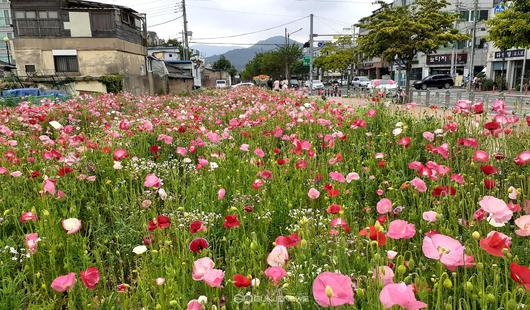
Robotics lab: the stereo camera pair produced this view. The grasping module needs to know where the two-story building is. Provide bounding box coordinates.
[10,0,148,94]
[1,0,14,64]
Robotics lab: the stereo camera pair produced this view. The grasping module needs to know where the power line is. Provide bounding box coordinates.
[189,41,290,46]
[192,16,308,40]
[187,5,300,17]
[148,16,183,27]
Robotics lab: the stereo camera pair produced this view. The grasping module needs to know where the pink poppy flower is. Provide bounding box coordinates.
[514,151,530,166]
[267,245,289,267]
[176,147,188,156]
[422,211,439,223]
[144,174,161,188]
[308,188,320,200]
[0,167,7,174]
[386,220,416,240]
[472,150,489,162]
[157,134,173,145]
[203,269,224,288]
[62,218,82,234]
[451,173,464,185]
[410,178,427,193]
[19,211,38,223]
[346,172,360,183]
[422,233,474,270]
[24,233,40,254]
[51,272,76,293]
[373,266,394,286]
[515,215,530,237]
[387,250,398,260]
[479,196,513,227]
[264,266,287,285]
[398,136,411,148]
[113,148,128,161]
[254,147,265,158]
[192,257,215,281]
[239,144,249,152]
[189,220,206,234]
[80,267,100,290]
[377,198,393,214]
[329,171,346,183]
[312,272,355,307]
[43,179,56,196]
[379,282,427,309]
[217,188,225,200]
[422,131,435,142]
[275,233,300,248]
[187,300,204,310]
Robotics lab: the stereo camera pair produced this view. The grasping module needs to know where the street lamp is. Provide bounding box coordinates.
[287,27,303,45]
[3,36,11,65]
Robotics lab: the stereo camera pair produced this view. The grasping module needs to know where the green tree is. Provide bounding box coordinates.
[487,0,530,50]
[314,36,359,84]
[356,0,467,99]
[276,44,303,81]
[212,56,237,77]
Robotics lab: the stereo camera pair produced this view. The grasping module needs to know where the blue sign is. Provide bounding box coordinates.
[493,5,505,14]
[317,41,324,48]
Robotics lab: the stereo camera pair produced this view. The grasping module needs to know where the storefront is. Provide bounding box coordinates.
[426,53,467,76]
[488,49,528,90]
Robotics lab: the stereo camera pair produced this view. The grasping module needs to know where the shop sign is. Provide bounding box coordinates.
[494,49,525,59]
[427,54,467,65]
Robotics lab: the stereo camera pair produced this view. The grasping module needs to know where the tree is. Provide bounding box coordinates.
[241,45,304,81]
[314,36,359,84]
[212,56,237,77]
[276,44,303,81]
[487,0,530,50]
[356,0,467,99]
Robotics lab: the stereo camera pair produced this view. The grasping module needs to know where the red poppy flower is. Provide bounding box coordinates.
[148,215,171,231]
[484,121,501,131]
[189,220,206,234]
[80,267,100,290]
[58,166,74,177]
[327,189,340,197]
[431,186,456,197]
[479,231,511,257]
[149,145,161,154]
[224,215,240,228]
[116,283,129,293]
[326,204,342,214]
[275,233,300,248]
[480,165,497,175]
[472,102,484,114]
[233,274,251,287]
[360,226,386,246]
[510,263,530,290]
[484,179,496,189]
[377,160,386,168]
[244,205,254,213]
[31,170,41,178]
[143,235,154,245]
[252,179,265,190]
[526,116,530,127]
[397,137,411,148]
[277,159,287,165]
[295,159,307,169]
[189,238,209,253]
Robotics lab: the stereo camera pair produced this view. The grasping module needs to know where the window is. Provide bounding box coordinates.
[90,12,113,32]
[456,40,466,49]
[470,10,489,21]
[459,10,469,21]
[25,65,36,74]
[0,10,10,26]
[38,11,59,19]
[54,56,79,73]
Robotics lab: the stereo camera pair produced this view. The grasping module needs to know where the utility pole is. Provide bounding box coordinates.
[450,0,459,77]
[285,28,289,81]
[182,0,190,61]
[467,0,478,92]
[521,49,527,93]
[309,14,314,93]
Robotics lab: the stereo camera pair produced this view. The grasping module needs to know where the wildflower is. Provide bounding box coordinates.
[264,266,287,285]
[223,215,240,228]
[379,282,427,309]
[133,245,148,255]
[377,198,393,214]
[189,238,209,253]
[189,221,206,234]
[515,215,530,236]
[386,220,416,240]
[62,218,82,234]
[144,174,161,188]
[80,267,100,290]
[233,274,251,287]
[51,272,76,293]
[510,263,530,290]
[312,272,354,307]
[267,245,288,267]
[422,232,474,270]
[479,231,511,257]
[308,188,320,200]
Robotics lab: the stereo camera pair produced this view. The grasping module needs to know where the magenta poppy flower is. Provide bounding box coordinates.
[472,150,489,162]
[264,266,287,285]
[113,148,128,161]
[514,150,530,166]
[386,220,416,240]
[312,272,354,307]
[377,198,393,214]
[329,171,346,183]
[379,282,427,309]
[144,174,161,188]
[217,188,226,200]
[80,267,100,290]
[422,233,474,270]
[51,272,76,293]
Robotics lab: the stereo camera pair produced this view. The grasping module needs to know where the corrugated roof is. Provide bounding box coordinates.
[66,0,139,14]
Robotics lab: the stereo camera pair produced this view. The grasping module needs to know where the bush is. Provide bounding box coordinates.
[481,78,494,91]
[99,75,123,93]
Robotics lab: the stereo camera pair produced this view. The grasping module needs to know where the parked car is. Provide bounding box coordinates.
[216,80,228,89]
[368,79,399,93]
[413,74,454,90]
[231,82,254,89]
[304,80,325,90]
[352,76,371,88]
[289,79,299,88]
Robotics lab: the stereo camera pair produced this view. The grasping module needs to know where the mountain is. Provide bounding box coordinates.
[204,36,300,71]
[191,44,243,58]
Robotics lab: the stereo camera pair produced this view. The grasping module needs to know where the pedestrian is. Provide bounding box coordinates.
[273,80,280,91]
[267,78,273,90]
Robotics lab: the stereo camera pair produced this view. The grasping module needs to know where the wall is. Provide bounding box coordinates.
[168,78,193,94]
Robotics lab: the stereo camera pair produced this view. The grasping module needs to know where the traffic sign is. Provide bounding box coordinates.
[303,56,310,67]
[317,41,324,48]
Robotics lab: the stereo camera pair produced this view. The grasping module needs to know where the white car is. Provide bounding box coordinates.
[231,82,254,89]
[304,80,325,90]
[216,80,228,89]
[368,79,398,92]
[352,76,371,88]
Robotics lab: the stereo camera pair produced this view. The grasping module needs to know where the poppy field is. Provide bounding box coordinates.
[0,88,529,309]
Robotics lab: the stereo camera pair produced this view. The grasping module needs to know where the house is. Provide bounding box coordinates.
[1,0,14,64]
[10,0,148,95]
[148,46,181,62]
[147,31,162,47]
[165,60,194,94]
[201,67,231,88]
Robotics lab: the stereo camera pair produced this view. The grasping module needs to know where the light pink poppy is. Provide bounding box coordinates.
[113,148,128,161]
[308,188,320,200]
[377,198,393,214]
[144,174,161,188]
[264,266,287,285]
[187,300,204,310]
[387,220,416,240]
[514,151,530,166]
[43,179,56,196]
[346,172,360,183]
[451,173,465,185]
[422,211,439,223]
[254,147,265,158]
[203,269,224,288]
[239,144,249,152]
[51,272,76,293]
[206,132,220,144]
[157,134,173,145]
[217,188,225,200]
[10,171,22,177]
[267,245,289,267]
[515,215,530,237]
[0,167,7,174]
[387,250,398,260]
[422,131,435,142]
[373,266,394,286]
[479,196,513,227]
[473,150,489,162]
[192,257,215,281]
[24,233,40,254]
[312,272,355,307]
[176,147,188,156]
[329,171,346,183]
[62,218,82,234]
[410,177,427,193]
[422,233,474,270]
[19,211,38,223]
[379,282,427,309]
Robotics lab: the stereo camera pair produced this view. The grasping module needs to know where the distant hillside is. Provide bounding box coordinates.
[205,36,300,71]
[191,44,243,58]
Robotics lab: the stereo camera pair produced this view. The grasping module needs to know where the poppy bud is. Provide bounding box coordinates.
[472,231,481,240]
[486,293,496,302]
[476,262,484,272]
[443,278,453,289]
[465,281,473,292]
[397,265,407,274]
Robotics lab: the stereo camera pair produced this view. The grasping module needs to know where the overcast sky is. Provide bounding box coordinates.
[96,0,386,45]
